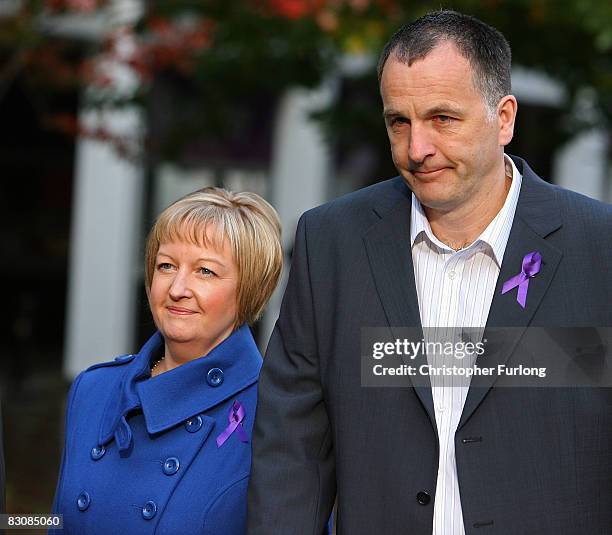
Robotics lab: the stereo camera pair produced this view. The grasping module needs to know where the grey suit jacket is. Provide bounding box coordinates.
[247,156,612,534]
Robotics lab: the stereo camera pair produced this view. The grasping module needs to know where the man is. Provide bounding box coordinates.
[248,10,612,535]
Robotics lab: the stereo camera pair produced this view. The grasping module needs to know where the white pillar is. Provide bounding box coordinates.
[512,67,609,203]
[64,0,144,378]
[553,129,609,202]
[64,108,145,377]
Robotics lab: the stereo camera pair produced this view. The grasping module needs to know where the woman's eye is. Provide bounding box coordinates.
[199,267,215,276]
[157,263,173,271]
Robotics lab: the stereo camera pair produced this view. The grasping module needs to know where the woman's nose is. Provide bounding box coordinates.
[168,270,194,300]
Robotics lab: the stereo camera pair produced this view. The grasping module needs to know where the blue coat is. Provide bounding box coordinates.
[51,324,262,535]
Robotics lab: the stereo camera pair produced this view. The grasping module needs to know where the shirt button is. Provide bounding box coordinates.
[185,415,203,433]
[206,367,224,387]
[142,501,157,520]
[416,491,431,505]
[448,270,456,280]
[163,457,180,476]
[90,445,106,461]
[77,491,91,511]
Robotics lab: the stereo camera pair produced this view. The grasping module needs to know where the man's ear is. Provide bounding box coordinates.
[497,95,518,147]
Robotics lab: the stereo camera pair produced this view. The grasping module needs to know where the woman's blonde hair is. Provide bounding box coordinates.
[144,187,282,328]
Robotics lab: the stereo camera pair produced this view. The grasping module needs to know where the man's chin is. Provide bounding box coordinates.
[401,169,451,190]
[402,179,458,212]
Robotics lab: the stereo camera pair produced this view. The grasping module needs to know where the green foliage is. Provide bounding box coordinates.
[1,0,610,161]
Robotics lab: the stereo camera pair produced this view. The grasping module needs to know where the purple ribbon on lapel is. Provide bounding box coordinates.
[501,251,542,308]
[216,400,248,447]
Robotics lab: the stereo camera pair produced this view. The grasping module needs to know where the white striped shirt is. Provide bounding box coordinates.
[410,155,522,535]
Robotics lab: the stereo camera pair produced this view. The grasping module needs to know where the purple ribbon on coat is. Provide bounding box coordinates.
[216,400,248,447]
[501,251,542,308]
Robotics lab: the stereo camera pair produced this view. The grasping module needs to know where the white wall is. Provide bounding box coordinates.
[512,67,609,202]
[63,0,145,377]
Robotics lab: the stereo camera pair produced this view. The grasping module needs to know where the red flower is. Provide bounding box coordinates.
[270,0,307,19]
[268,0,327,19]
[45,0,100,12]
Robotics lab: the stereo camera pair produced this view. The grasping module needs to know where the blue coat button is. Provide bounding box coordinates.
[206,367,224,387]
[163,457,180,476]
[77,491,91,511]
[142,501,157,520]
[185,415,203,433]
[90,445,106,460]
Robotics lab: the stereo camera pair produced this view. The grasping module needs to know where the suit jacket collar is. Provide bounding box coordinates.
[363,177,420,336]
[363,156,564,429]
[98,324,262,446]
[363,177,435,425]
[459,155,564,427]
[484,156,563,330]
[507,155,562,240]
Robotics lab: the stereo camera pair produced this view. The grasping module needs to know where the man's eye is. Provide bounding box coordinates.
[434,115,452,123]
[392,117,409,126]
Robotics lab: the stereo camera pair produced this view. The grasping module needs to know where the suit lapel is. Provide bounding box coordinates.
[363,180,435,425]
[362,160,564,430]
[459,157,563,429]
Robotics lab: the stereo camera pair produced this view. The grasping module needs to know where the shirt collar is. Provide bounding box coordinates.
[410,154,523,265]
[98,324,262,445]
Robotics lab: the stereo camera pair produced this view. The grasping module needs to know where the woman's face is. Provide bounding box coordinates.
[149,232,238,360]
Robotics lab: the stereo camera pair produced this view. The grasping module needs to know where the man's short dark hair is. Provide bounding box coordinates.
[377,10,512,113]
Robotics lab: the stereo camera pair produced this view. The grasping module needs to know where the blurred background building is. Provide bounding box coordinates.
[1,0,611,521]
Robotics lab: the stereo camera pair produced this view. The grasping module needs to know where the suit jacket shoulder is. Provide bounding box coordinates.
[304,176,410,232]
[553,181,612,233]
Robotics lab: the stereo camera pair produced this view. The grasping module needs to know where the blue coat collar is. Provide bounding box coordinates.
[98,324,262,448]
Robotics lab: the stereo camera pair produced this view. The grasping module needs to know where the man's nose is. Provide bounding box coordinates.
[407,123,435,164]
[169,269,193,300]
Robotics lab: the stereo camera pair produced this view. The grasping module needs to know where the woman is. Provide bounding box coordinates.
[51,187,282,534]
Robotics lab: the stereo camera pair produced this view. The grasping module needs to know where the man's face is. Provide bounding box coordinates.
[380,41,509,214]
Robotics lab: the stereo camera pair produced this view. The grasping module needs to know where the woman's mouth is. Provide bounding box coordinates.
[166,306,197,315]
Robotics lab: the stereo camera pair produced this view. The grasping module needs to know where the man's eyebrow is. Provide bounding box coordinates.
[425,104,464,117]
[382,109,404,120]
[382,104,464,120]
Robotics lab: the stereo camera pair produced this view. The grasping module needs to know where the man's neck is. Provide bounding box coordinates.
[424,161,512,251]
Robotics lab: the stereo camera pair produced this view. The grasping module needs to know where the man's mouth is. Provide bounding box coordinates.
[412,167,448,178]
